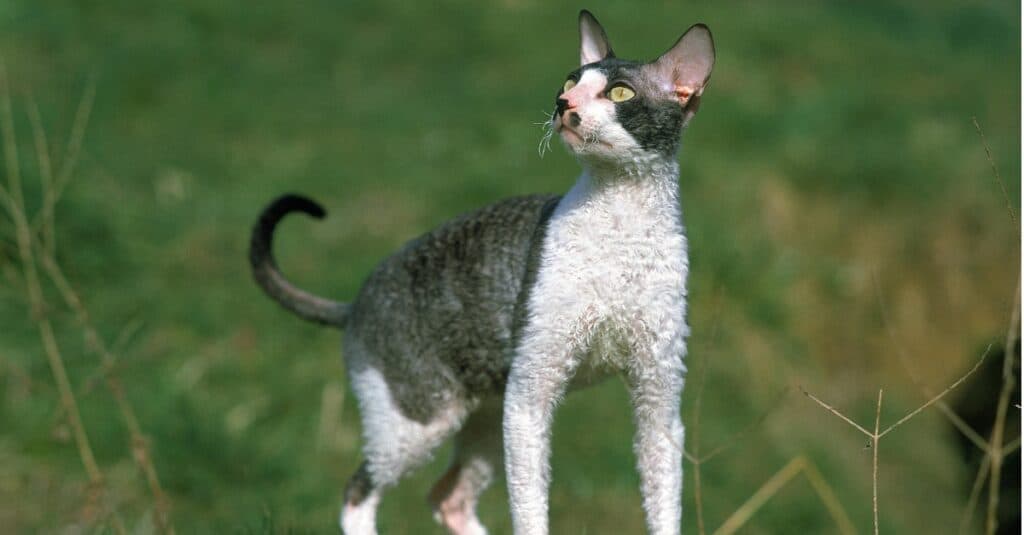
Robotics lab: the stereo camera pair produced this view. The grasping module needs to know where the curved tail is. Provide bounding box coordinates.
[249,194,351,328]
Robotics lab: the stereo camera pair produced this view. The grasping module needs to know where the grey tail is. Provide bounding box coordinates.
[250,194,351,328]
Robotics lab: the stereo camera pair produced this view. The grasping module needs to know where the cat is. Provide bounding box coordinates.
[250,10,714,535]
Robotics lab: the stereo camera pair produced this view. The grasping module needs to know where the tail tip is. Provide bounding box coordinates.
[275,193,327,219]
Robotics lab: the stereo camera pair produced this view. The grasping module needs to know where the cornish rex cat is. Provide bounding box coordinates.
[250,10,714,535]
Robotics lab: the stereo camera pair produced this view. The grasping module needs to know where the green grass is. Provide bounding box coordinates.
[0,1,1019,533]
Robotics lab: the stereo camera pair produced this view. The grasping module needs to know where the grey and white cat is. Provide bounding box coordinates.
[250,10,714,535]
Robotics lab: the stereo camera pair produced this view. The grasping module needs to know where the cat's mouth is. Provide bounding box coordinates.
[557,123,584,144]
[556,122,613,150]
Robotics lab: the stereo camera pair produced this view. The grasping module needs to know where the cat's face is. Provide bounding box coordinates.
[551,11,715,164]
[554,58,686,160]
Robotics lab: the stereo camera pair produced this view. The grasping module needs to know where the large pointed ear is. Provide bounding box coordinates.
[653,24,715,121]
[579,10,614,66]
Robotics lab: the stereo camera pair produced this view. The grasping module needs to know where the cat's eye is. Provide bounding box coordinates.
[563,79,576,93]
[608,86,635,102]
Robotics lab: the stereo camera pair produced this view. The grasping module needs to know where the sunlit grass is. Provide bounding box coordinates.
[0,1,1018,533]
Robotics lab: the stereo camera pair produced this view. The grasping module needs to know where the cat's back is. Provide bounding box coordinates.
[356,193,559,311]
[346,194,560,414]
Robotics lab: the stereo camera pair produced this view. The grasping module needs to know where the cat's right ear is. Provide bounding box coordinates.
[653,24,715,125]
[579,10,614,66]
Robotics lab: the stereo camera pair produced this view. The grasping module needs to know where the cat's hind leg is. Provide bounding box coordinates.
[340,353,469,535]
[340,462,379,535]
[428,400,503,535]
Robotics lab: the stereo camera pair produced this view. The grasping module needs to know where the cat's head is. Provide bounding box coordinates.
[551,10,715,165]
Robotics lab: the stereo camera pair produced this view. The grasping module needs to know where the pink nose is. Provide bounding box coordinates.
[555,89,583,125]
[564,94,580,109]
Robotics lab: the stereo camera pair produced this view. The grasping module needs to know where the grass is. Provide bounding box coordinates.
[0,1,1020,533]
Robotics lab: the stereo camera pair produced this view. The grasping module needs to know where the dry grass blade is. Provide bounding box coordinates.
[874,275,991,452]
[36,246,176,534]
[959,394,1022,535]
[971,117,1017,229]
[799,387,873,437]
[698,387,788,463]
[692,345,709,535]
[935,402,990,453]
[872,390,882,535]
[656,289,793,535]
[803,345,991,535]
[677,385,789,535]
[1004,435,1021,455]
[712,456,856,535]
[32,75,95,238]
[686,288,722,535]
[959,453,991,535]
[877,347,990,438]
[1,62,24,213]
[690,326,711,535]
[25,93,56,253]
[2,59,96,474]
[693,459,707,535]
[23,81,175,534]
[53,75,95,204]
[1,61,125,534]
[984,278,1020,535]
[712,457,803,535]
[801,459,858,535]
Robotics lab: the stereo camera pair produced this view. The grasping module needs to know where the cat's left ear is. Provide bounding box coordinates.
[653,24,715,123]
[579,10,615,66]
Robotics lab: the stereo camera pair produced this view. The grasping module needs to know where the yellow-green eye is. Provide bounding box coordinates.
[563,79,576,93]
[609,86,635,102]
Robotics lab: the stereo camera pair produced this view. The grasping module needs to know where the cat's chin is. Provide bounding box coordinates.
[560,135,627,166]
[558,127,613,155]
[557,125,584,146]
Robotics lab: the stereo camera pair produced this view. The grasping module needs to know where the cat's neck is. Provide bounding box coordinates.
[569,154,681,210]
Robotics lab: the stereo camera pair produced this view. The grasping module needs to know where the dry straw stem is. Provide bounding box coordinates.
[687,292,723,535]
[25,93,55,254]
[971,117,1017,230]
[983,278,1020,535]
[36,248,176,534]
[22,81,175,534]
[711,456,856,535]
[876,118,1020,534]
[968,118,1020,535]
[960,451,992,535]
[3,67,173,533]
[679,293,786,535]
[951,287,1021,535]
[674,291,798,535]
[689,387,788,465]
[875,275,991,452]
[800,348,987,535]
[671,383,798,532]
[31,73,95,254]
[871,390,881,535]
[957,434,1021,535]
[0,62,124,534]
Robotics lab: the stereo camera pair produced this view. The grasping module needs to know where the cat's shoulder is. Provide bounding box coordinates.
[381,194,562,272]
[429,193,562,241]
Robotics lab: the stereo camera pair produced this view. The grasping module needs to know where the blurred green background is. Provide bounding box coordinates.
[0,1,1019,533]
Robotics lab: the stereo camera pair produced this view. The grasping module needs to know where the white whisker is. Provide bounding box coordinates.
[538,125,554,158]
[535,110,555,158]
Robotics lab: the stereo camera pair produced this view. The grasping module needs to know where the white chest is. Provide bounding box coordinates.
[527,171,690,366]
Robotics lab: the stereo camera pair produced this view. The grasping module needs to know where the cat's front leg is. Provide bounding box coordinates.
[503,325,581,535]
[627,334,687,535]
